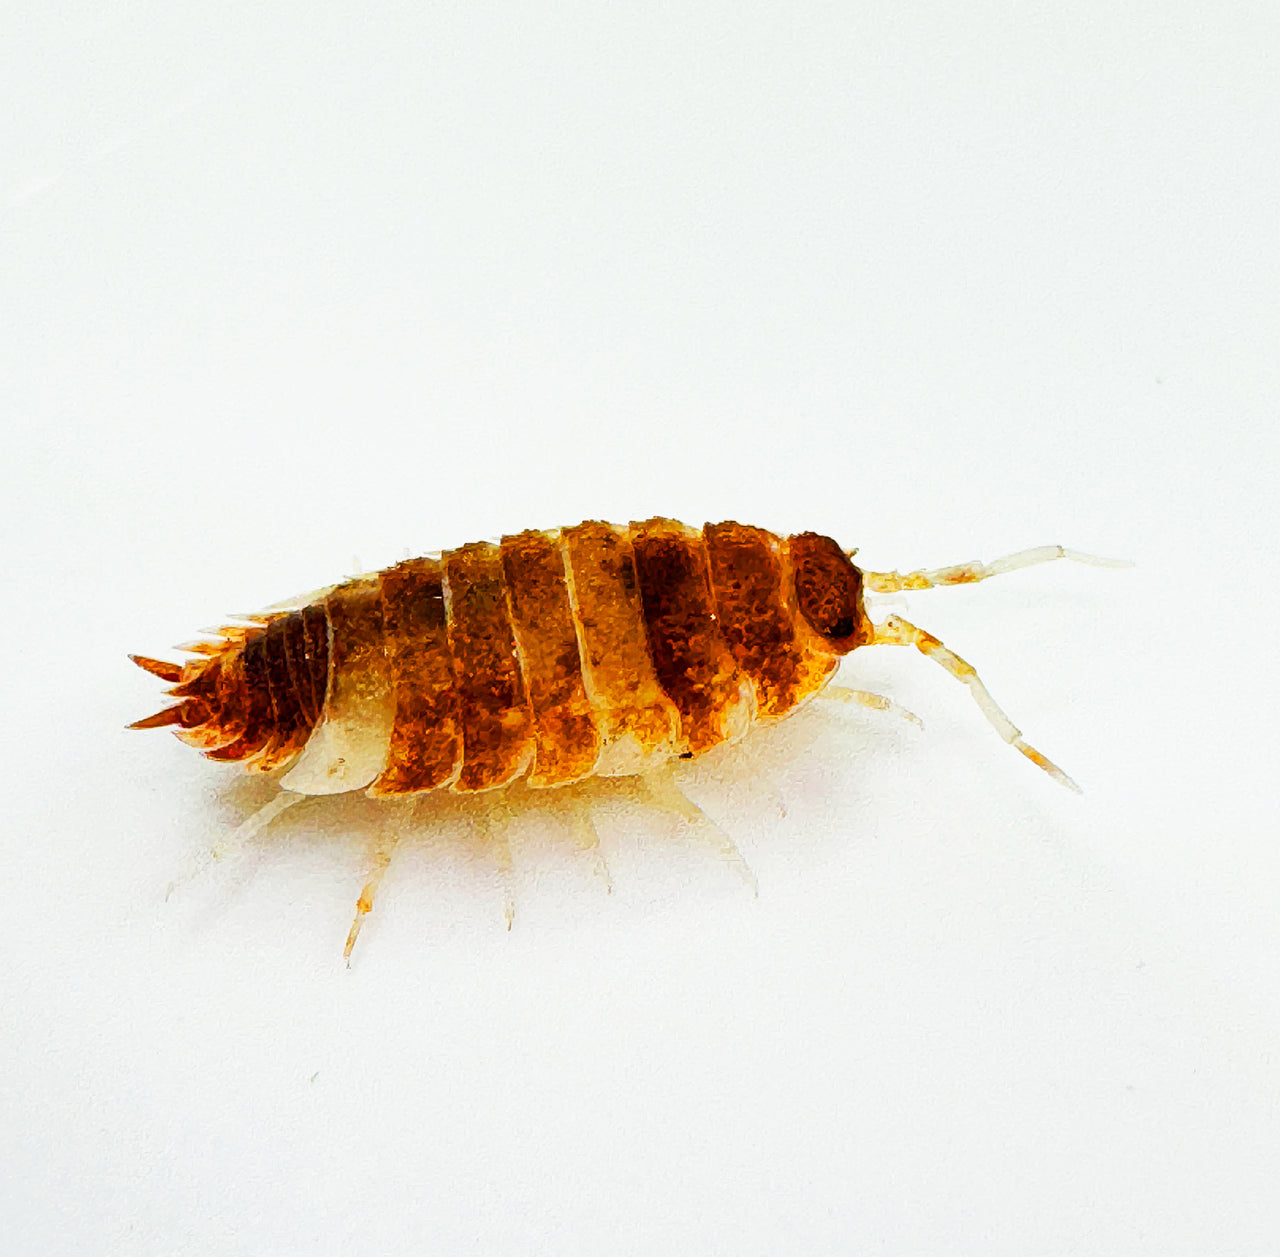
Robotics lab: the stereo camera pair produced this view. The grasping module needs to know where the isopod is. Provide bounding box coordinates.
[131,518,1123,955]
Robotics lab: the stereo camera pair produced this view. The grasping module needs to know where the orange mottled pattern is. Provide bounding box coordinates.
[324,577,392,723]
[789,532,873,653]
[295,604,330,726]
[254,615,310,771]
[630,517,749,756]
[445,542,534,792]
[702,522,810,720]
[135,521,861,791]
[561,520,679,763]
[372,557,461,795]
[501,530,601,786]
[204,629,274,764]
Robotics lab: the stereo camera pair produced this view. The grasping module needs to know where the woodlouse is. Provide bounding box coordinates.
[132,517,1123,956]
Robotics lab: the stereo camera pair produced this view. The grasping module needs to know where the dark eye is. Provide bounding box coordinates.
[790,533,867,653]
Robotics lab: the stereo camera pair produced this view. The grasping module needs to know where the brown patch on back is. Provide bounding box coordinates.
[165,609,330,771]
[299,603,330,721]
[279,610,319,726]
[631,517,746,756]
[446,541,533,792]
[703,521,808,721]
[501,530,600,787]
[165,655,239,750]
[371,557,461,795]
[250,615,309,772]
[790,532,872,654]
[204,629,273,762]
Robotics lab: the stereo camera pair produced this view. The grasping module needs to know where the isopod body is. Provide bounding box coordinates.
[132,519,879,795]
[132,518,1124,955]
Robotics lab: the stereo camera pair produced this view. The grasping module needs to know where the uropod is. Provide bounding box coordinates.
[131,518,1124,957]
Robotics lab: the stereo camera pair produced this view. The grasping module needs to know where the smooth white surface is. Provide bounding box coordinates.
[3,4,1278,1254]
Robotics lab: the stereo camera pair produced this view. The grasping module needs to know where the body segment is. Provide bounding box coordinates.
[445,541,534,792]
[282,576,394,794]
[370,557,459,795]
[501,529,600,788]
[630,517,753,757]
[561,520,680,777]
[703,522,838,719]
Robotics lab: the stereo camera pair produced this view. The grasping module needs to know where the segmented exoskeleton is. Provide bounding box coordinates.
[132,518,1123,955]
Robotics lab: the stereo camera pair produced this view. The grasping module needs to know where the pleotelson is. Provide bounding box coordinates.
[258,518,842,796]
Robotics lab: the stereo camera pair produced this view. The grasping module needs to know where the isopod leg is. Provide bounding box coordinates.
[495,821,516,930]
[818,685,924,729]
[165,789,306,902]
[473,807,517,930]
[344,800,423,963]
[872,615,1081,792]
[862,545,1130,593]
[344,839,394,965]
[555,797,613,893]
[638,767,759,896]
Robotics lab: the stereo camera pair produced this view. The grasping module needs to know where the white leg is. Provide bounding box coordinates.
[639,767,759,896]
[873,615,1081,793]
[818,685,924,729]
[863,545,1130,593]
[560,799,613,893]
[166,789,306,902]
[494,824,516,930]
[474,807,517,930]
[344,833,396,965]
[344,799,434,963]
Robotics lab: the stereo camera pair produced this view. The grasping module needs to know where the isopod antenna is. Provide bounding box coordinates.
[858,545,1131,792]
[860,545,1130,593]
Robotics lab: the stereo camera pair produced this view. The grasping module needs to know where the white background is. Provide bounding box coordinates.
[3,3,1278,1254]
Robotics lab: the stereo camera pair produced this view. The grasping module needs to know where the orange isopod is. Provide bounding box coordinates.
[131,518,1122,955]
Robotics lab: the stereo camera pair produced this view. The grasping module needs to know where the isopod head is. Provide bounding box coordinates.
[788,532,874,654]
